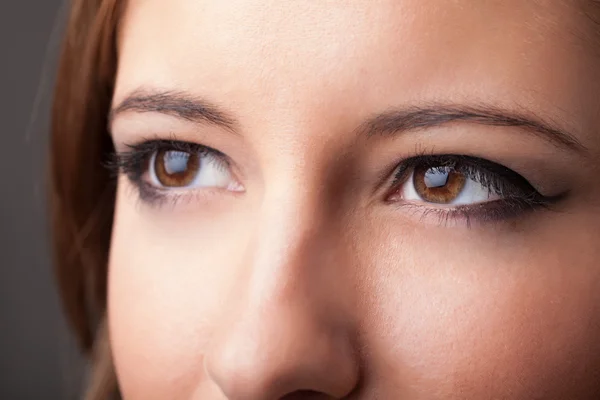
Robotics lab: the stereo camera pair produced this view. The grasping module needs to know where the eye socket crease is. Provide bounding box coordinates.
[110,88,589,156]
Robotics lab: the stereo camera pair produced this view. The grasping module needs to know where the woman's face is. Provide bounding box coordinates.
[108,0,600,398]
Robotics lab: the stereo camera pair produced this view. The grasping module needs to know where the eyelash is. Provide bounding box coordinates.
[108,139,562,224]
[108,139,228,205]
[386,153,561,226]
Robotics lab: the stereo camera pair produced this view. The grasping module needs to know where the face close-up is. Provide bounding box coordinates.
[105,0,600,398]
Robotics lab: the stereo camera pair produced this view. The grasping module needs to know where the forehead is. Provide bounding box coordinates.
[114,0,599,136]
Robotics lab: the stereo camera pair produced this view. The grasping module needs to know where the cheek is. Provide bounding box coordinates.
[358,214,600,399]
[107,179,600,399]
[107,191,245,399]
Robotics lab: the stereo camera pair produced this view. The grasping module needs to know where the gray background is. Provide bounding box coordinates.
[1,0,85,399]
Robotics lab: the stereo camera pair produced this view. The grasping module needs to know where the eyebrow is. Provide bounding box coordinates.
[109,89,237,131]
[110,90,586,153]
[359,104,586,152]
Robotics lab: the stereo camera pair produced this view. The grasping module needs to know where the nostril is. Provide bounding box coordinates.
[280,390,335,400]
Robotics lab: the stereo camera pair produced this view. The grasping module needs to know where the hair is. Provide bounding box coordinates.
[50,0,122,398]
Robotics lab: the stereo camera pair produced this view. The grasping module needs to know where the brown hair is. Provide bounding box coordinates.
[50,0,122,398]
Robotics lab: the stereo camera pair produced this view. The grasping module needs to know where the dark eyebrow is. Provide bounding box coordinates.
[111,90,586,154]
[358,104,587,153]
[109,89,238,131]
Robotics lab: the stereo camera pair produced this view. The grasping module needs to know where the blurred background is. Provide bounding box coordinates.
[0,1,86,398]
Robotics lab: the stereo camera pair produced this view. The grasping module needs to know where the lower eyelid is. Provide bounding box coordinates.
[126,177,238,208]
[390,199,538,228]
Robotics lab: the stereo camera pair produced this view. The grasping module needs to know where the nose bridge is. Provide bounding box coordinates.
[204,179,359,399]
[250,181,328,301]
[227,178,338,342]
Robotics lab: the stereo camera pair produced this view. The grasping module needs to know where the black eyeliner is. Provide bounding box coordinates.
[388,154,564,225]
[106,139,225,205]
[108,140,564,224]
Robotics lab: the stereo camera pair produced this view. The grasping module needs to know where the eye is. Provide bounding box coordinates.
[399,164,501,206]
[386,155,552,210]
[149,148,240,190]
[111,139,244,204]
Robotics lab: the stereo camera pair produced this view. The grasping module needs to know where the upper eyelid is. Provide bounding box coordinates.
[123,141,524,180]
[118,141,536,198]
[400,155,521,177]
[124,139,217,153]
[108,140,208,173]
[114,139,237,183]
[391,155,537,193]
[120,139,230,164]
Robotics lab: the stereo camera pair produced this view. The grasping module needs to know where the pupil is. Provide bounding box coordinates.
[163,151,190,175]
[423,167,450,188]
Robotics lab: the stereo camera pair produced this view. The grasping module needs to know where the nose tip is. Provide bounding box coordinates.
[204,315,359,400]
[203,188,360,399]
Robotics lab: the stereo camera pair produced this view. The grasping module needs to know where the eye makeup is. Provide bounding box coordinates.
[107,139,566,225]
[385,154,565,226]
[108,139,233,205]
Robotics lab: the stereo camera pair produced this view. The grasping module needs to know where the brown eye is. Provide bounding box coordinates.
[144,145,241,191]
[153,149,200,187]
[413,165,466,204]
[390,155,545,211]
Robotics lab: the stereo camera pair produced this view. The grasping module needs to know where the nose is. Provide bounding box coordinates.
[203,194,360,400]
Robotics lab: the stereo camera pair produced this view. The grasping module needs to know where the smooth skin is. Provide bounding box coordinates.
[108,1,600,399]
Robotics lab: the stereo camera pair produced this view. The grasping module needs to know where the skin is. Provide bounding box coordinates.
[108,0,600,399]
